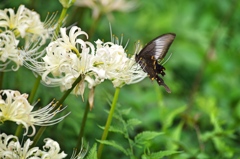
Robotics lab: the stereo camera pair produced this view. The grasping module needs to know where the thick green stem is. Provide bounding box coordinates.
[97,87,120,159]
[15,66,41,138]
[0,72,4,89]
[18,6,69,140]
[28,76,41,104]
[14,124,23,137]
[53,7,68,40]
[31,75,83,147]
[76,100,90,152]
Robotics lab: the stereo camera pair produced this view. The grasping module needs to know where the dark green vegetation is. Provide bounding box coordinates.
[1,0,239,158]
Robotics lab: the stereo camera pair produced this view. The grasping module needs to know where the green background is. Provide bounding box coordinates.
[1,0,240,158]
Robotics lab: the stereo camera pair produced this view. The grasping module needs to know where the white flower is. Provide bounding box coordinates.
[94,39,146,88]
[0,90,69,136]
[70,141,88,159]
[112,55,147,88]
[0,5,51,42]
[35,25,146,98]
[59,50,103,96]
[41,26,94,84]
[95,39,128,78]
[0,5,57,72]
[74,0,137,19]
[0,30,22,71]
[40,138,68,158]
[40,26,104,97]
[0,133,67,158]
[0,133,39,158]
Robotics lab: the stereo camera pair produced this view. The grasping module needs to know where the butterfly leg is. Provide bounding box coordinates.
[156,64,166,76]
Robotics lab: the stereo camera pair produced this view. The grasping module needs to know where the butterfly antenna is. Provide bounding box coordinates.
[162,53,172,65]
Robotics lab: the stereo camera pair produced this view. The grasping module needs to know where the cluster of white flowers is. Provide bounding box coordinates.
[94,39,146,88]
[0,133,67,158]
[0,5,55,71]
[0,5,146,107]
[0,133,88,159]
[0,3,147,159]
[0,90,69,136]
[36,26,146,99]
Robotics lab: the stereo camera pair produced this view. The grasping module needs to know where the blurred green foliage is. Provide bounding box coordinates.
[1,0,240,158]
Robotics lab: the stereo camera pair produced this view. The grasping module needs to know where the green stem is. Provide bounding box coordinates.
[76,100,90,152]
[97,87,120,159]
[15,67,41,138]
[28,76,41,104]
[0,72,4,90]
[31,75,83,147]
[15,3,70,141]
[53,7,68,41]
[30,5,71,146]
[14,124,23,137]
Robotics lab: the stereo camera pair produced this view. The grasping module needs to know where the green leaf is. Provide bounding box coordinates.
[166,121,184,150]
[135,131,164,146]
[98,123,124,134]
[108,125,125,134]
[113,112,124,123]
[213,137,234,158]
[127,118,142,128]
[142,150,181,159]
[97,140,128,155]
[162,105,186,130]
[97,125,105,130]
[86,144,97,159]
[120,108,132,115]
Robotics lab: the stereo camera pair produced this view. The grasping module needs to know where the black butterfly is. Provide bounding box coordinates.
[135,33,176,93]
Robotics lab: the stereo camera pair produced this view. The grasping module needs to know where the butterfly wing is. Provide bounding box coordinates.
[137,33,176,60]
[135,33,176,93]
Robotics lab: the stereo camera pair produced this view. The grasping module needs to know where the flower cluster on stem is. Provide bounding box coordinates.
[0,133,67,158]
[34,26,146,103]
[0,5,56,71]
[0,90,69,136]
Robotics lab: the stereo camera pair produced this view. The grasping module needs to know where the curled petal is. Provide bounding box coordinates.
[0,90,69,136]
[0,133,67,158]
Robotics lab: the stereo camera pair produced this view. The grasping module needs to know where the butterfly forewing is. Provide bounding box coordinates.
[137,33,176,61]
[135,33,176,93]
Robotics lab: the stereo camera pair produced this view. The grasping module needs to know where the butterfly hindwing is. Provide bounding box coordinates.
[135,33,176,93]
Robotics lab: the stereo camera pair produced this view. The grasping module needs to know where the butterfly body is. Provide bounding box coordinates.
[135,33,176,93]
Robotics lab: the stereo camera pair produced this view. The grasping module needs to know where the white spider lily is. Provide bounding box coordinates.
[41,27,94,83]
[0,5,57,72]
[40,26,100,98]
[94,39,146,88]
[0,133,67,158]
[41,138,68,158]
[0,5,51,42]
[0,90,69,136]
[36,25,146,101]
[0,30,21,71]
